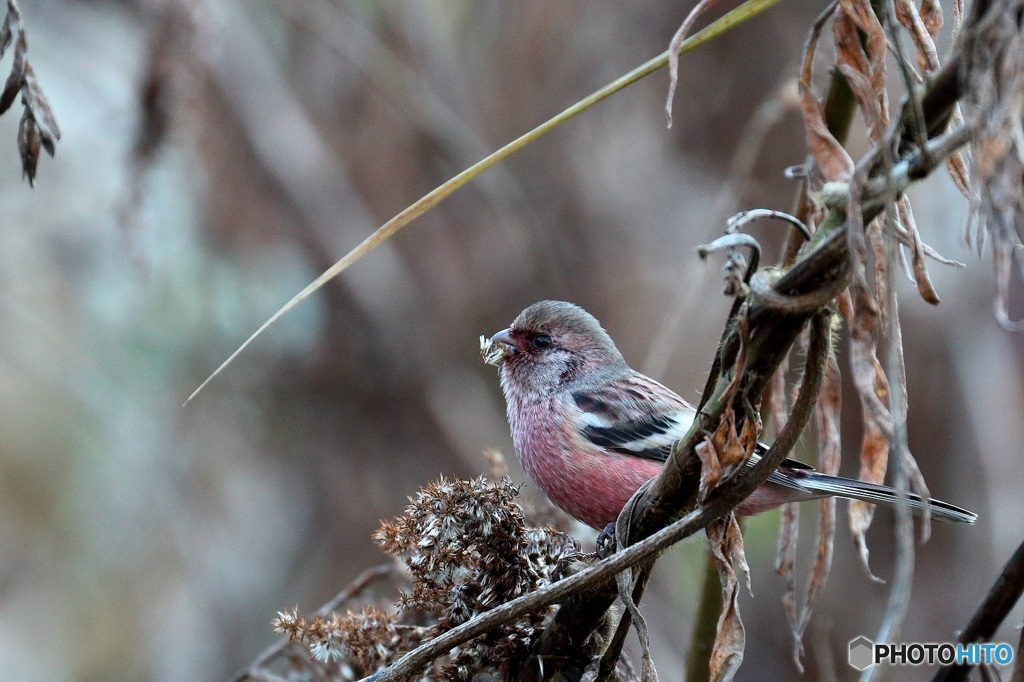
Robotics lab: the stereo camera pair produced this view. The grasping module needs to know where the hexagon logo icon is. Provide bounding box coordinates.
[849,636,875,671]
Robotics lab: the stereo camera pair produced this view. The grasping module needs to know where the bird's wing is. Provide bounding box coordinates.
[570,375,696,462]
[571,373,817,471]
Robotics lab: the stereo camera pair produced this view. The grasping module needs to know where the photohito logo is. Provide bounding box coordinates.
[848,637,1014,671]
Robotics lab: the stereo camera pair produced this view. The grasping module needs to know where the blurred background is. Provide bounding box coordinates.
[0,0,1019,680]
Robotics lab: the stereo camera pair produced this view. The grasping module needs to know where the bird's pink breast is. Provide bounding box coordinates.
[511,397,663,530]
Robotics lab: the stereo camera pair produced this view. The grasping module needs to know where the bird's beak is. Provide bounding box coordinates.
[480,328,516,366]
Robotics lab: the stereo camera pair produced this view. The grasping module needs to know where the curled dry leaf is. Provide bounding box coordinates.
[896,197,941,304]
[696,437,724,501]
[993,243,1024,332]
[839,288,891,581]
[22,63,59,153]
[17,106,38,185]
[777,353,843,672]
[832,2,890,145]
[836,63,884,139]
[837,0,887,91]
[696,408,758,503]
[797,357,841,649]
[800,85,855,182]
[0,8,14,59]
[665,0,724,127]
[0,26,25,114]
[832,10,872,79]
[868,219,889,330]
[920,0,943,37]
[776,502,800,650]
[946,148,972,198]
[707,515,749,682]
[894,0,941,73]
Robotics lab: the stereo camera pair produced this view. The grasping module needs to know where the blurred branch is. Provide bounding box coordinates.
[931,536,1024,682]
[185,0,786,405]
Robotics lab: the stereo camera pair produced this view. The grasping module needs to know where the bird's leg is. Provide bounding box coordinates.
[596,523,618,559]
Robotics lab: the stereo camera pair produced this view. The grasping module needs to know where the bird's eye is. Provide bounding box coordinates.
[532,334,552,350]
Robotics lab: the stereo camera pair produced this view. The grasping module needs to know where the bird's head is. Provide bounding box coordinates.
[482,300,627,398]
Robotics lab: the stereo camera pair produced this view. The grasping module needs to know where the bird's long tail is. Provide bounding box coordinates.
[790,471,977,524]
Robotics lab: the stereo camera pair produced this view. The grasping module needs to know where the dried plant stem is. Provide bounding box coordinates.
[861,228,914,682]
[931,536,1024,682]
[184,0,786,405]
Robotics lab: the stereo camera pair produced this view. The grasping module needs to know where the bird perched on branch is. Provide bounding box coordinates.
[481,300,977,530]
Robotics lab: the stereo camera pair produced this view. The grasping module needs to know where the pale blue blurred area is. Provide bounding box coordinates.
[0,1,1018,681]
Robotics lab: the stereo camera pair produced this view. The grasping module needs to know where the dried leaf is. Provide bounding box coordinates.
[839,290,889,582]
[0,10,13,61]
[920,0,943,38]
[896,197,941,304]
[836,0,887,91]
[868,218,889,330]
[836,64,883,139]
[800,85,855,182]
[21,63,59,152]
[696,437,724,500]
[0,27,26,114]
[777,502,801,665]
[801,1,840,88]
[780,356,842,670]
[707,515,748,682]
[894,0,940,73]
[946,150,972,198]
[832,11,872,81]
[993,242,1024,331]
[698,407,758,502]
[800,357,841,616]
[665,0,723,127]
[17,107,39,186]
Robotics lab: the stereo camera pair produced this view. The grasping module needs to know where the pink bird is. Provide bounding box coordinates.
[483,300,977,531]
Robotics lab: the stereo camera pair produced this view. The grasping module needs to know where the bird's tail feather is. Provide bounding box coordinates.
[796,472,977,524]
